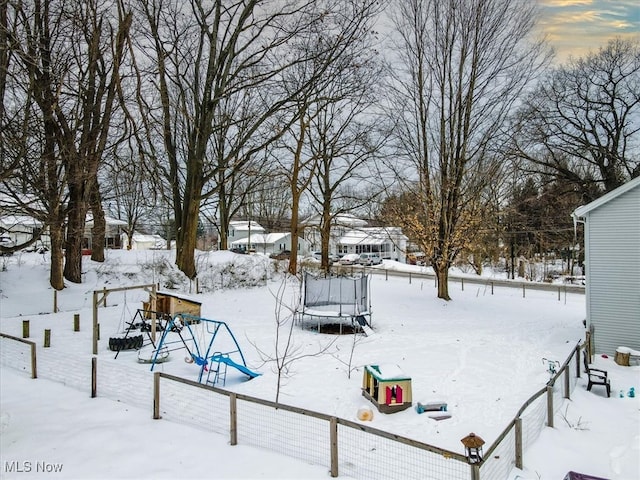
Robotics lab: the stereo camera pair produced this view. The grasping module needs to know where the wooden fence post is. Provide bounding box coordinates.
[461,277,464,291]
[30,342,37,379]
[92,291,98,355]
[564,367,570,399]
[515,418,523,469]
[53,290,58,313]
[230,393,238,446]
[522,284,526,298]
[330,417,338,478]
[73,313,80,332]
[91,357,97,398]
[22,320,29,338]
[44,329,51,348]
[546,385,554,428]
[153,372,161,419]
[491,282,494,295]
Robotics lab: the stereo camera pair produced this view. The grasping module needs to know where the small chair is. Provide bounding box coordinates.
[583,351,610,397]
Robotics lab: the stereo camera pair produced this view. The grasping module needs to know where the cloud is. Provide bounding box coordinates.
[538,0,639,63]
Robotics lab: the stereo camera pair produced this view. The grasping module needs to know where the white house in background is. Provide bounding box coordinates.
[83,215,127,250]
[227,220,265,248]
[304,214,368,253]
[572,176,640,356]
[304,213,408,261]
[229,232,310,256]
[121,233,166,250]
[337,227,408,263]
[0,215,49,249]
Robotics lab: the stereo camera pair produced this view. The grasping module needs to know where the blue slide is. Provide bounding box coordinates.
[211,355,261,379]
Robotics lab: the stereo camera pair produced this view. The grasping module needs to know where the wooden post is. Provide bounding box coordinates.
[74,313,80,332]
[330,417,338,478]
[576,347,581,378]
[515,418,523,469]
[385,269,388,281]
[97,323,100,341]
[153,372,161,419]
[491,282,494,295]
[230,393,238,446]
[558,288,561,301]
[522,284,526,298]
[91,357,97,398]
[471,464,481,480]
[92,291,98,355]
[53,290,58,313]
[30,342,37,379]
[44,329,51,348]
[409,272,412,284]
[546,385,554,428]
[461,277,464,291]
[564,366,571,399]
[22,320,29,338]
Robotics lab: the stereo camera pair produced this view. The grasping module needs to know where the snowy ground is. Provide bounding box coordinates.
[1,250,639,479]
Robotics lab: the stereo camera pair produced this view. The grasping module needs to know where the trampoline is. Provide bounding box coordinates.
[296,272,372,334]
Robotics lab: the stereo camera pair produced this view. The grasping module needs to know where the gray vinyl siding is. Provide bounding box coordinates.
[584,185,640,356]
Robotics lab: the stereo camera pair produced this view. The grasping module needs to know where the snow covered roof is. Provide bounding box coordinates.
[230,232,289,245]
[229,220,265,232]
[0,215,43,228]
[303,213,368,228]
[365,364,411,381]
[85,215,127,227]
[338,227,407,245]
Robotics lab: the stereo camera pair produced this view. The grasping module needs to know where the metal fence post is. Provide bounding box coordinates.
[91,357,97,398]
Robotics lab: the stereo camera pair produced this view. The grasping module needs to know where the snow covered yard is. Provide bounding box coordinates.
[1,250,638,479]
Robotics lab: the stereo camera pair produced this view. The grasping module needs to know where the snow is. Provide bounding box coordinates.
[1,250,639,480]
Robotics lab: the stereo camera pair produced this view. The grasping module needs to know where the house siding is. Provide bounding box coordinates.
[585,185,640,355]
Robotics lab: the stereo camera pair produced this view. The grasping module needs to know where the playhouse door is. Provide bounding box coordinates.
[396,385,403,404]
[385,386,392,404]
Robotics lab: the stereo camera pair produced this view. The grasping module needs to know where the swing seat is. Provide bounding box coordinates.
[138,345,170,364]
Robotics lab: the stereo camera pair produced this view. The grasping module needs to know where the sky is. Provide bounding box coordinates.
[1,250,639,480]
[539,0,640,63]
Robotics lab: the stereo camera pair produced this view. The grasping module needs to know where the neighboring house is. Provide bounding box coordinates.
[0,215,49,249]
[337,227,408,263]
[121,233,166,250]
[572,177,640,356]
[83,215,127,250]
[304,213,408,262]
[227,220,265,247]
[230,232,310,256]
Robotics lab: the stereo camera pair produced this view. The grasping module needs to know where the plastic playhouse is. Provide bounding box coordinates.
[362,364,412,413]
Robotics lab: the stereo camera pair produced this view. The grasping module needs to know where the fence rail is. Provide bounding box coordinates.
[1,332,586,480]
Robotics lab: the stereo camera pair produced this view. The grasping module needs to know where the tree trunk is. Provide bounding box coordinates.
[90,181,106,262]
[435,263,450,300]
[176,196,200,279]
[288,200,299,276]
[63,182,87,284]
[49,224,65,291]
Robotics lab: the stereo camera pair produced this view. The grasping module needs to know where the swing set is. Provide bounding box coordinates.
[149,313,261,386]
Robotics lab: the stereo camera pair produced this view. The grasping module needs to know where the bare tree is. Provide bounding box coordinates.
[511,38,640,202]
[253,274,336,404]
[305,48,386,271]
[383,0,547,300]
[132,0,381,279]
[2,0,131,286]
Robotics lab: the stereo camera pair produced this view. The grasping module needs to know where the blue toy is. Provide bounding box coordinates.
[628,387,635,398]
[150,313,260,385]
